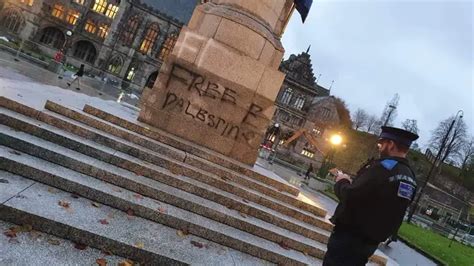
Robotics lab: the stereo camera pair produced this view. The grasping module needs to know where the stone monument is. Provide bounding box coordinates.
[138,0,293,165]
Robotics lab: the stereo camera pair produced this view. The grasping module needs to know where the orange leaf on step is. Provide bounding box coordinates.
[3,229,17,238]
[118,260,134,266]
[134,242,144,249]
[96,258,107,266]
[74,242,88,250]
[58,200,70,209]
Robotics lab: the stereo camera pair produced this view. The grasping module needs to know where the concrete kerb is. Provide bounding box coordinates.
[44,100,325,217]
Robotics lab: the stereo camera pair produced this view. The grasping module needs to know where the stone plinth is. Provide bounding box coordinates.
[138,1,293,165]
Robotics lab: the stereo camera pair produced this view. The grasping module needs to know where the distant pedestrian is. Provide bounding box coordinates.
[323,126,419,266]
[305,163,313,180]
[67,64,84,90]
[53,49,64,63]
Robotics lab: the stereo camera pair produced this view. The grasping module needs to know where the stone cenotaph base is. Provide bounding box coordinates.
[138,0,293,165]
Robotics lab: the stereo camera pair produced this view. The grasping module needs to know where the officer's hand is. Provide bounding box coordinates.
[335,172,352,183]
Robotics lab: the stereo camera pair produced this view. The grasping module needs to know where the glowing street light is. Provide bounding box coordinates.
[330,134,342,146]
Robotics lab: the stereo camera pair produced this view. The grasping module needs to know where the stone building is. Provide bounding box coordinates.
[0,0,199,91]
[266,50,344,167]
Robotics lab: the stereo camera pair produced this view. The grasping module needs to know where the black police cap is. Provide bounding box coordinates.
[380,126,419,147]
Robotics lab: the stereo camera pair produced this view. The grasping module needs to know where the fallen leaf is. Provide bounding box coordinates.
[18,224,32,232]
[157,206,167,214]
[278,241,290,250]
[96,258,107,266]
[220,176,229,181]
[134,242,144,249]
[58,200,70,209]
[3,229,17,238]
[74,242,88,250]
[29,231,41,240]
[190,240,204,248]
[242,199,249,203]
[303,251,309,256]
[99,219,109,225]
[126,208,135,217]
[176,229,189,237]
[0,178,9,183]
[133,194,143,200]
[118,259,134,266]
[48,187,58,194]
[8,150,21,156]
[91,202,101,208]
[47,239,61,245]
[238,211,248,218]
[70,193,79,199]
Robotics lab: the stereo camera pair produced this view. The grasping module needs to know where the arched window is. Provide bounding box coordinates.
[158,33,177,60]
[281,87,293,105]
[72,40,97,63]
[107,55,123,74]
[139,23,159,54]
[39,27,65,49]
[0,9,24,33]
[145,71,158,88]
[120,15,140,46]
[293,95,305,110]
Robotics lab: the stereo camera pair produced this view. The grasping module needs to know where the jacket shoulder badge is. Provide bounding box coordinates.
[380,159,398,170]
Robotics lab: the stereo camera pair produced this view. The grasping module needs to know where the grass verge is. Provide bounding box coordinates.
[398,222,474,266]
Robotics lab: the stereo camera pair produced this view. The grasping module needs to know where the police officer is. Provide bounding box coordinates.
[323,126,419,266]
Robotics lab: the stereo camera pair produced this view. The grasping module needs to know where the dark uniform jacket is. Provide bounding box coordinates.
[331,156,417,244]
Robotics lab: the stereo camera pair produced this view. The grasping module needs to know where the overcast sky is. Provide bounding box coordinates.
[282,0,473,148]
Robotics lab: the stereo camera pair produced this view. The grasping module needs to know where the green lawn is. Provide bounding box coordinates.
[399,222,474,266]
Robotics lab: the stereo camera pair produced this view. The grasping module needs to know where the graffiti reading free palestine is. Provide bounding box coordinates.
[160,64,263,145]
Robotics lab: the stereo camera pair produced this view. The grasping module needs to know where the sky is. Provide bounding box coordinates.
[281,0,473,148]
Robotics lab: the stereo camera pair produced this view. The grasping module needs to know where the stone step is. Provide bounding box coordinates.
[82,103,300,196]
[0,111,332,239]
[44,100,326,218]
[0,171,277,265]
[0,99,332,230]
[0,125,330,255]
[45,100,323,217]
[0,220,127,266]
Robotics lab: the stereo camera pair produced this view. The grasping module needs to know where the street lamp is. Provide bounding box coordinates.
[406,110,464,223]
[383,105,396,126]
[319,133,343,177]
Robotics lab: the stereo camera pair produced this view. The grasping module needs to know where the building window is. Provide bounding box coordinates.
[139,23,159,54]
[281,87,293,105]
[84,20,97,34]
[293,95,305,110]
[19,0,34,6]
[301,149,314,158]
[66,10,80,25]
[278,111,289,122]
[107,55,123,74]
[39,27,65,49]
[120,15,140,46]
[92,0,107,14]
[73,0,85,5]
[312,126,323,137]
[105,4,119,19]
[145,71,158,88]
[322,107,331,119]
[0,9,24,33]
[51,4,65,19]
[97,24,109,38]
[290,116,302,127]
[73,40,97,63]
[158,33,177,60]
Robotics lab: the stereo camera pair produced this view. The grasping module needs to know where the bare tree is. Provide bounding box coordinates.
[402,119,419,134]
[366,115,379,133]
[459,137,474,173]
[429,116,468,164]
[352,108,368,130]
[380,94,400,126]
